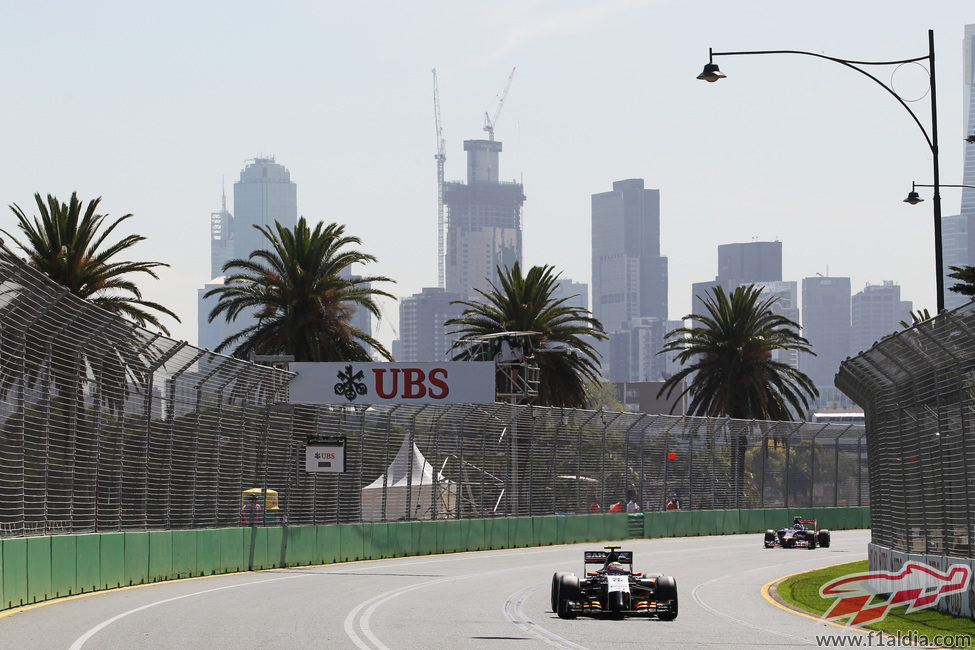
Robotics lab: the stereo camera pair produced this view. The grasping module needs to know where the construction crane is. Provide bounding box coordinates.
[433,68,447,288]
[483,67,516,141]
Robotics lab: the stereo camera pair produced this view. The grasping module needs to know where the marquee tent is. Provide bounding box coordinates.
[361,437,456,521]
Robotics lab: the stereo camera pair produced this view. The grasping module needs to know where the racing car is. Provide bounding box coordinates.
[764,517,831,549]
[551,545,678,620]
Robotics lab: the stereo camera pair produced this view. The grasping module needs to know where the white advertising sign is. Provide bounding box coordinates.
[288,362,495,405]
[305,443,346,473]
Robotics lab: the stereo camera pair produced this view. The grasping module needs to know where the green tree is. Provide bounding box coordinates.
[899,308,934,329]
[946,265,975,298]
[205,217,395,361]
[657,284,818,505]
[3,192,178,333]
[1,193,178,411]
[746,439,860,507]
[445,262,606,408]
[657,284,817,419]
[583,380,625,411]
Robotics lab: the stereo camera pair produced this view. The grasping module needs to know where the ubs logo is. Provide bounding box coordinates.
[331,365,452,402]
[334,365,368,401]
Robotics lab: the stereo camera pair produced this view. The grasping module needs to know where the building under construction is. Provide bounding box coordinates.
[444,138,526,298]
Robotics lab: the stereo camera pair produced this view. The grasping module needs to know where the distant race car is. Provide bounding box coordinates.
[551,545,678,620]
[764,517,831,549]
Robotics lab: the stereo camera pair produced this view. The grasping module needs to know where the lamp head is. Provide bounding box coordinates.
[904,191,923,205]
[697,62,726,82]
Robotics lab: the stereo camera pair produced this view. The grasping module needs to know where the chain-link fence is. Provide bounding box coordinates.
[0,243,867,537]
[837,300,975,560]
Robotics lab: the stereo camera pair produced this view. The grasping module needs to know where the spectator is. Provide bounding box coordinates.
[498,336,519,362]
[626,498,640,513]
[590,500,601,513]
[240,494,263,526]
[608,501,623,513]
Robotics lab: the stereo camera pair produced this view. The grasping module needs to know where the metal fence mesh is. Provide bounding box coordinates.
[837,301,975,559]
[0,243,867,536]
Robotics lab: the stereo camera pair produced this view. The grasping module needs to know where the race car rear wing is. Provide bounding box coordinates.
[584,550,633,564]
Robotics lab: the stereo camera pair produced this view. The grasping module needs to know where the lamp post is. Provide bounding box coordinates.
[904,181,975,205]
[699,30,944,312]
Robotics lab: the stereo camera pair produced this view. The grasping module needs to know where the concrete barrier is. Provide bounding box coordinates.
[0,506,869,612]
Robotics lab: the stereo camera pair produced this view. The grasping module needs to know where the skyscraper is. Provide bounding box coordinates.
[940,214,975,310]
[754,280,799,369]
[339,266,373,348]
[591,179,668,381]
[444,139,525,298]
[691,241,782,320]
[851,281,912,355]
[608,317,684,382]
[232,157,297,260]
[962,24,975,221]
[198,157,298,351]
[209,186,233,280]
[801,276,851,389]
[717,241,782,286]
[397,287,466,362]
[551,278,589,312]
[940,25,975,311]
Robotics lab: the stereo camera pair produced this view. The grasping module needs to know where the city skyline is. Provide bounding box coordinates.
[2,2,975,352]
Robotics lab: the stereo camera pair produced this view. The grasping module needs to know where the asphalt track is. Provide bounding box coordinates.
[0,529,880,649]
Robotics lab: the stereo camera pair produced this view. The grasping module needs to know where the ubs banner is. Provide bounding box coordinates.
[288,362,496,405]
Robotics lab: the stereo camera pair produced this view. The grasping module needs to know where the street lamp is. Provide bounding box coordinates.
[699,30,944,312]
[904,181,975,205]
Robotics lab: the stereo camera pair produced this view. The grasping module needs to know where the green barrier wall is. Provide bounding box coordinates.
[0,506,869,612]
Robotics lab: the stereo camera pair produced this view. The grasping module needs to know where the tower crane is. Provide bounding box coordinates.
[433,68,447,288]
[483,66,516,141]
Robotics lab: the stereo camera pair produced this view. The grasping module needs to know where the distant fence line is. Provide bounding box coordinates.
[0,243,867,537]
[838,300,975,560]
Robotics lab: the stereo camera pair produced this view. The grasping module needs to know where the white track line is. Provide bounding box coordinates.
[344,575,461,649]
[68,574,306,650]
[503,583,588,649]
[690,559,823,646]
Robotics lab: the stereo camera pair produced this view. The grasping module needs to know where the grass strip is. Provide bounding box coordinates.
[776,560,975,645]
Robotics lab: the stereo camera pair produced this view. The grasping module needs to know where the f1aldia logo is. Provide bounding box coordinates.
[333,365,451,402]
[819,561,971,626]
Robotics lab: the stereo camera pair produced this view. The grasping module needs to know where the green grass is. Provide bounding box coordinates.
[776,560,975,644]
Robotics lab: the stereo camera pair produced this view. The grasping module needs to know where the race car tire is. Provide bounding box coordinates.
[551,572,567,611]
[807,532,817,550]
[655,576,678,621]
[764,530,776,547]
[818,530,831,548]
[557,574,580,620]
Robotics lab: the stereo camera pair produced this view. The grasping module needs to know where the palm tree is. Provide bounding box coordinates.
[205,217,395,361]
[657,284,818,506]
[1,193,178,410]
[4,192,178,333]
[445,262,606,408]
[658,284,817,420]
[899,308,934,329]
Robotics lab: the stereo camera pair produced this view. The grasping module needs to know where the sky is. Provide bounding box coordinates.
[2,1,974,351]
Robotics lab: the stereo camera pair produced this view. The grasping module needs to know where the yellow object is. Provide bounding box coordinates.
[241,488,279,510]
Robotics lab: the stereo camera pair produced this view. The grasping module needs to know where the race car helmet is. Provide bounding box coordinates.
[606,561,626,574]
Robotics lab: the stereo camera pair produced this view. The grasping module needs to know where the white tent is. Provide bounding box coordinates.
[361,437,456,521]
